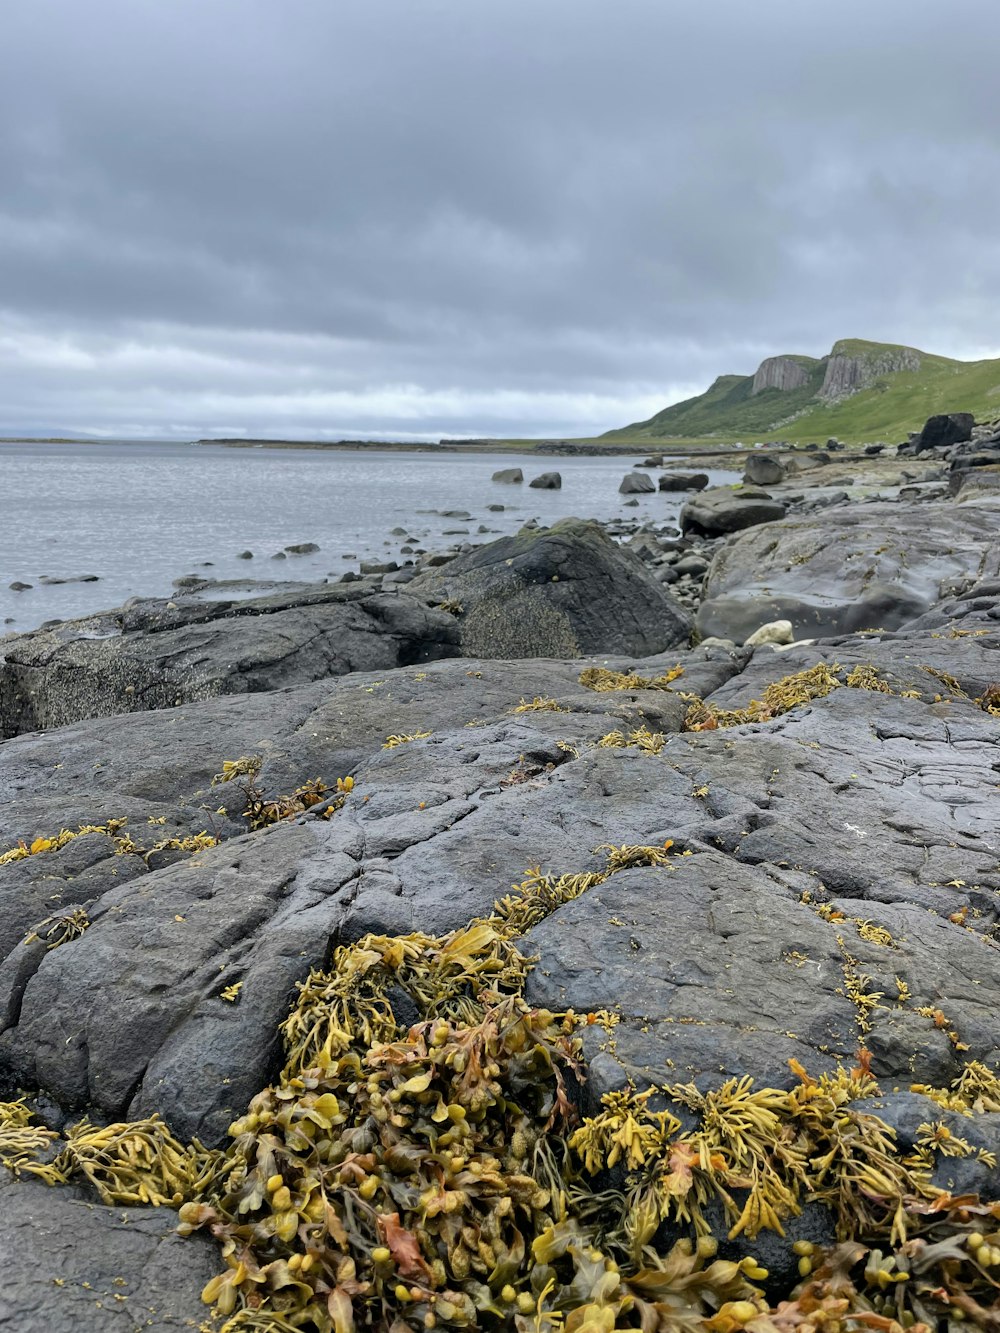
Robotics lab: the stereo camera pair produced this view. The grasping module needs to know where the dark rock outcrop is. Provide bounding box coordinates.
[528,471,561,489]
[751,355,811,395]
[680,487,786,537]
[658,471,709,491]
[618,471,655,494]
[914,412,975,452]
[0,1173,219,1332]
[408,519,691,658]
[0,585,460,738]
[743,455,786,486]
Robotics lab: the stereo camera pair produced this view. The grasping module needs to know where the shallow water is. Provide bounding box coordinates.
[0,441,739,633]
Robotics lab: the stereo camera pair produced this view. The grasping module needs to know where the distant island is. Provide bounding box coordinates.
[605,337,1000,443]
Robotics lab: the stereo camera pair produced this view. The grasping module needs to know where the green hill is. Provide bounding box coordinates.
[607,339,1000,444]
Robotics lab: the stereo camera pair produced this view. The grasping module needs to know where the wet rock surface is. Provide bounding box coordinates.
[407,518,691,658]
[0,584,461,739]
[697,499,1000,642]
[680,486,787,536]
[2,440,1000,1327]
[0,1171,218,1332]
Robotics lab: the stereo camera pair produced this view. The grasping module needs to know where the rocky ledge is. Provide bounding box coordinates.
[1,424,999,1332]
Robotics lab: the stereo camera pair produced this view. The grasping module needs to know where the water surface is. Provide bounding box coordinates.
[0,441,737,633]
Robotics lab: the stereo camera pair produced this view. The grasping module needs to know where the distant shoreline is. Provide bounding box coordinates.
[196,436,746,459]
[0,434,748,461]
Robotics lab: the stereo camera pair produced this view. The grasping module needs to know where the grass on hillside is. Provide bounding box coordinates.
[605,340,1000,446]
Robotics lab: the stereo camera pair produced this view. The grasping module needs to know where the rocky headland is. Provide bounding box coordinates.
[1,415,999,1331]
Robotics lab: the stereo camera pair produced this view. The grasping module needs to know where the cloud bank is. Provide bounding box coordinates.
[2,0,999,438]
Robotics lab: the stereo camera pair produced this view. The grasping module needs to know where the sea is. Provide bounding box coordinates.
[0,440,739,634]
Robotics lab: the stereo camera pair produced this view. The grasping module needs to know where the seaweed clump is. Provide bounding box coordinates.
[2,838,1000,1331]
[580,666,684,692]
[597,727,667,755]
[0,817,130,865]
[685,664,841,731]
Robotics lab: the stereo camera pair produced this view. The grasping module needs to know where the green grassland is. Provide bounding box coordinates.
[603,339,1000,446]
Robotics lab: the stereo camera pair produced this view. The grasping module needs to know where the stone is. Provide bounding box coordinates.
[696,499,1000,643]
[914,412,974,452]
[743,618,793,647]
[658,472,709,491]
[528,471,561,489]
[680,487,786,537]
[0,586,461,738]
[0,1172,219,1331]
[743,455,785,486]
[236,550,254,559]
[285,542,320,554]
[408,519,691,658]
[8,582,31,592]
[491,467,523,483]
[618,472,655,494]
[37,574,100,586]
[673,555,709,577]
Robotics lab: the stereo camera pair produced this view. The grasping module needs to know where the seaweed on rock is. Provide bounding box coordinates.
[2,838,999,1331]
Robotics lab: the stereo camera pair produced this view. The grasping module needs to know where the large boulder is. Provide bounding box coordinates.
[680,487,786,537]
[528,471,561,489]
[0,585,460,738]
[618,471,655,494]
[743,454,786,486]
[697,500,1000,642]
[491,467,523,483]
[408,519,691,657]
[658,471,709,491]
[914,412,974,452]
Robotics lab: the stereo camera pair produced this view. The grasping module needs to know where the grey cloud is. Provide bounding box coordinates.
[1,0,999,437]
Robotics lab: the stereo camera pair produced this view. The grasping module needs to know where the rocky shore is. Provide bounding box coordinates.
[1,416,999,1331]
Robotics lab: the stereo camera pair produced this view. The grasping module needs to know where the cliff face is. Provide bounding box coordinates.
[751,355,811,395]
[819,345,921,401]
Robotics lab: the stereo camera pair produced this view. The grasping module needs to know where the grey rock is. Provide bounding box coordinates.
[491,467,523,483]
[618,472,655,494]
[0,1172,219,1332]
[236,549,254,559]
[408,519,691,658]
[9,582,31,592]
[680,487,786,537]
[743,455,786,486]
[285,541,320,554]
[658,472,709,492]
[0,586,461,737]
[528,471,561,489]
[37,575,100,586]
[673,555,709,578]
[915,412,975,452]
[697,500,1000,643]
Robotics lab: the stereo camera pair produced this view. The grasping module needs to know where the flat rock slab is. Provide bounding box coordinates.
[0,585,461,738]
[0,648,735,1143]
[697,499,1000,642]
[0,1172,217,1332]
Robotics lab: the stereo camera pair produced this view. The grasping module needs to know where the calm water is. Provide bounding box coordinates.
[0,441,738,633]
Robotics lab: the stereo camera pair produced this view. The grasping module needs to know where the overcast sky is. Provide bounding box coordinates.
[2,0,999,440]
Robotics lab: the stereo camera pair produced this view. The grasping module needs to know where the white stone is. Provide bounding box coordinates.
[744,619,794,648]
